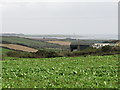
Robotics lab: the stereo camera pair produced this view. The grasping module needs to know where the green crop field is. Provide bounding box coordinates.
[2,55,118,88]
[1,36,62,49]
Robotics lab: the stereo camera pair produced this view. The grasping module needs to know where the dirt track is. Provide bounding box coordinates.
[47,41,71,45]
[0,44,38,52]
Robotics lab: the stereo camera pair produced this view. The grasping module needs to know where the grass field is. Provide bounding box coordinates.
[1,36,61,49]
[2,55,118,88]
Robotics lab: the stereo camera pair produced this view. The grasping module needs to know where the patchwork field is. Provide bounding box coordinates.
[2,55,118,88]
[1,36,61,49]
[0,44,38,52]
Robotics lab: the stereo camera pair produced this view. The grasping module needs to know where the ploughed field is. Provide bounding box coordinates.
[0,44,38,52]
[2,55,118,88]
[47,41,71,45]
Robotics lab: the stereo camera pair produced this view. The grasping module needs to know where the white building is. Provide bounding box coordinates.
[92,43,117,49]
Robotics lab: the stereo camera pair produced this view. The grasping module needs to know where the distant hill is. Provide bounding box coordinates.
[1,33,24,36]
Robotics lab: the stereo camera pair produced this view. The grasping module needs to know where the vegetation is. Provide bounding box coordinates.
[5,49,60,58]
[2,55,118,88]
[65,46,119,57]
[6,51,32,58]
[3,46,119,58]
[1,36,119,88]
[101,45,112,52]
[1,36,62,49]
[34,49,60,58]
[0,48,13,56]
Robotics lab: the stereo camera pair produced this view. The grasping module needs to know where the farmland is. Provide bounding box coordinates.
[47,41,71,45]
[1,36,119,88]
[1,36,62,49]
[2,55,118,88]
[0,44,38,52]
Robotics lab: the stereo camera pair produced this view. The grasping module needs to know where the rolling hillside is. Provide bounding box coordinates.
[1,36,62,49]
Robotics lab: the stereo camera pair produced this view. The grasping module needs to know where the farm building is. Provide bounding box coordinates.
[92,40,120,48]
[70,40,120,51]
[70,40,95,51]
[92,43,112,48]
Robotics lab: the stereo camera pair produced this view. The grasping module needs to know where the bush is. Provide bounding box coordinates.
[112,46,120,51]
[6,46,119,58]
[6,49,60,58]
[7,51,31,58]
[34,49,59,58]
[101,45,112,52]
[69,47,97,56]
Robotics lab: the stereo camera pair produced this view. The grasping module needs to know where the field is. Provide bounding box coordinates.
[47,41,71,45]
[2,55,118,88]
[1,36,62,49]
[0,44,38,52]
[1,36,119,88]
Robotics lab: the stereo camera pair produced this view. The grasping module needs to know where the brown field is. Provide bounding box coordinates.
[47,41,71,45]
[0,44,38,52]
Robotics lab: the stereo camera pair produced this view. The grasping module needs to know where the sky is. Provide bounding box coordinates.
[1,0,119,35]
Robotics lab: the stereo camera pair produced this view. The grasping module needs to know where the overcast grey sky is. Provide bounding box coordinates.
[2,1,118,35]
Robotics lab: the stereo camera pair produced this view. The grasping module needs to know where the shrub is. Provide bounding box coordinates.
[6,49,60,58]
[7,51,21,57]
[101,45,112,52]
[34,49,59,58]
[69,47,98,56]
[7,51,32,58]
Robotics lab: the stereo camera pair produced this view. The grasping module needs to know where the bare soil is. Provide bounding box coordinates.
[0,44,38,52]
[47,41,71,45]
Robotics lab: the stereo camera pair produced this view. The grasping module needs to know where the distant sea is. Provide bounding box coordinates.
[26,34,118,40]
